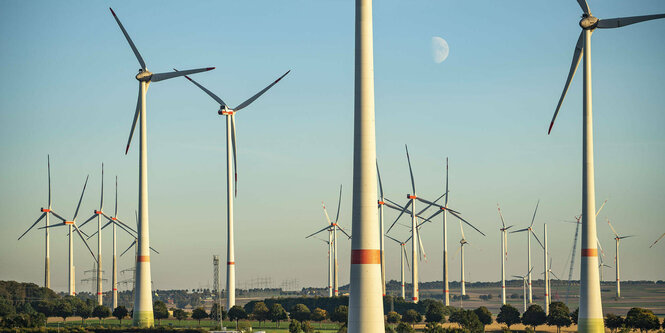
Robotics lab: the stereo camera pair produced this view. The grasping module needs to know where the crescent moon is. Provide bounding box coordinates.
[431,36,449,64]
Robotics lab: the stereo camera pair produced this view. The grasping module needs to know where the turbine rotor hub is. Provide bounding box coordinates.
[579,15,599,30]
[135,69,153,82]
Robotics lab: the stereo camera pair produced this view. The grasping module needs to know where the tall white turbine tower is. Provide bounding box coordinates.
[442,158,450,305]
[376,161,386,297]
[513,267,533,313]
[496,204,513,305]
[547,1,665,331]
[607,219,632,299]
[80,164,106,305]
[458,222,469,297]
[386,235,410,299]
[17,155,55,288]
[544,224,549,315]
[510,201,544,303]
[175,67,289,309]
[347,0,384,330]
[109,8,215,326]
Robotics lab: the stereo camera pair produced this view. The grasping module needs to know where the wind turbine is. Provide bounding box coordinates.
[542,257,561,306]
[78,163,106,305]
[376,161,386,297]
[305,186,351,297]
[175,67,289,308]
[546,1,665,330]
[385,234,410,299]
[347,0,384,329]
[513,267,533,313]
[39,176,96,296]
[17,155,54,288]
[442,158,450,306]
[308,236,332,297]
[510,200,544,304]
[606,218,633,299]
[457,222,470,296]
[109,8,214,326]
[496,203,514,305]
[544,224,549,315]
[649,232,665,248]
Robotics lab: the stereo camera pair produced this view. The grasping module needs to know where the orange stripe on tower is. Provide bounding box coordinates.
[227,261,235,265]
[351,249,381,264]
[581,248,598,257]
[137,255,150,262]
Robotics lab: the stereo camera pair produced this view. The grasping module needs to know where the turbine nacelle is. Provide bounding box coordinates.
[218,106,234,116]
[135,69,153,82]
[580,15,599,30]
[40,208,51,213]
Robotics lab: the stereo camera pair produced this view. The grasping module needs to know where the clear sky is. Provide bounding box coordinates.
[1,1,664,293]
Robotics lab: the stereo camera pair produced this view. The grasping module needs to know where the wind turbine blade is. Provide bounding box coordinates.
[504,231,509,259]
[321,202,332,224]
[422,209,444,225]
[120,240,136,257]
[649,233,665,248]
[417,227,427,262]
[376,161,384,198]
[125,86,141,154]
[107,215,137,234]
[73,223,97,262]
[335,185,342,223]
[403,246,411,272]
[87,221,114,240]
[135,210,138,227]
[231,114,238,197]
[415,192,446,215]
[550,271,561,280]
[18,213,46,240]
[150,246,160,255]
[531,230,545,249]
[50,211,66,222]
[100,164,104,209]
[384,202,409,213]
[385,234,401,244]
[405,145,416,195]
[448,210,485,236]
[305,225,331,239]
[233,70,291,111]
[618,235,634,240]
[548,31,583,135]
[596,199,607,217]
[607,219,619,238]
[114,176,118,217]
[337,225,352,239]
[597,14,665,29]
[576,0,590,15]
[530,200,540,227]
[511,228,530,234]
[73,175,89,221]
[459,221,466,240]
[386,200,412,233]
[47,155,51,206]
[109,8,146,70]
[528,266,534,275]
[114,220,137,237]
[497,203,506,228]
[174,68,227,107]
[151,67,215,83]
[78,214,97,230]
[512,275,523,279]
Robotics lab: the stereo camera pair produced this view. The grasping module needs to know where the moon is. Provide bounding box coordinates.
[431,36,449,64]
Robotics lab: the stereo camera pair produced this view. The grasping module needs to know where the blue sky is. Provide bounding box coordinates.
[1,0,664,292]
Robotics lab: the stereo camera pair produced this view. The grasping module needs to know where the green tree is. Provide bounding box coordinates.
[425,303,446,323]
[496,304,521,329]
[457,310,483,333]
[153,300,169,325]
[604,313,624,333]
[474,306,493,326]
[522,304,546,330]
[401,309,422,328]
[112,306,129,326]
[228,305,247,330]
[33,300,54,317]
[331,305,348,324]
[191,307,208,326]
[75,301,92,325]
[570,308,579,325]
[0,299,15,317]
[625,307,661,333]
[291,304,312,322]
[311,308,328,328]
[289,319,302,333]
[396,322,415,333]
[547,302,572,333]
[92,305,111,324]
[172,308,188,324]
[387,311,401,326]
[253,302,270,327]
[270,303,289,327]
[54,299,74,322]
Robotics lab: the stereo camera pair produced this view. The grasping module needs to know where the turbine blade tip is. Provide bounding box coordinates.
[548,121,554,135]
[206,67,215,71]
[109,8,116,16]
[125,144,130,155]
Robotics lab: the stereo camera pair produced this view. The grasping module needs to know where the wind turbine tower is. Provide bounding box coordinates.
[496,204,513,305]
[347,0,385,330]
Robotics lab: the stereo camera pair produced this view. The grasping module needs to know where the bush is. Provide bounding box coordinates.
[289,319,302,333]
[625,307,660,333]
[402,309,422,326]
[605,313,625,333]
[331,305,348,323]
[396,322,415,333]
[496,304,521,329]
[290,304,311,322]
[474,306,492,326]
[425,302,446,323]
[387,311,401,325]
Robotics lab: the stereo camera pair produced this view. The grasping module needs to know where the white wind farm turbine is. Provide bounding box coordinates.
[306,186,351,297]
[39,176,97,296]
[456,222,470,297]
[109,8,214,326]
[175,67,289,309]
[308,236,333,297]
[78,164,106,305]
[496,204,514,305]
[376,161,386,297]
[385,234,410,299]
[606,219,632,299]
[514,267,534,313]
[17,155,55,288]
[510,201,544,304]
[546,0,665,331]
